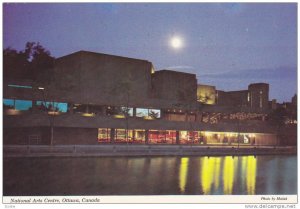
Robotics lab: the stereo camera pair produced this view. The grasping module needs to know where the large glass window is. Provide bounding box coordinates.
[106,106,133,117]
[149,130,159,144]
[114,129,145,143]
[136,108,148,118]
[179,131,197,144]
[136,108,161,119]
[134,129,146,143]
[36,101,68,112]
[115,129,127,143]
[148,130,167,144]
[98,128,111,143]
[3,99,32,111]
[166,130,176,144]
[121,107,133,117]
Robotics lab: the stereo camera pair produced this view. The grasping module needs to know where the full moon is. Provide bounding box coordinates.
[170,36,183,49]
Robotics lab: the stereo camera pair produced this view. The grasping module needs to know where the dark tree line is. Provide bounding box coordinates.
[4,42,55,83]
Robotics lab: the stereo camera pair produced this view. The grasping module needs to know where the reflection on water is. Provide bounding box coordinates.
[3,155,296,196]
[201,157,220,194]
[199,156,257,195]
[179,157,189,193]
[246,156,257,195]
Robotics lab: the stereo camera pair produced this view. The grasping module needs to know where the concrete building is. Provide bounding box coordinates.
[198,82,269,113]
[3,51,286,146]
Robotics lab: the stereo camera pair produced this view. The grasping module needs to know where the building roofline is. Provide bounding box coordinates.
[56,50,152,64]
[155,69,196,77]
[217,89,248,93]
[248,83,269,86]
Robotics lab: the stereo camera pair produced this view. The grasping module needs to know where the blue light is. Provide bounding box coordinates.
[3,99,32,110]
[8,84,32,89]
[36,101,68,112]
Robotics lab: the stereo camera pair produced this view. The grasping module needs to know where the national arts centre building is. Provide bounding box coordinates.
[3,51,296,146]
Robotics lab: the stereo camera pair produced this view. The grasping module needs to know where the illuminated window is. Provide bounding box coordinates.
[120,107,133,117]
[133,129,146,143]
[136,108,161,119]
[179,131,188,143]
[136,108,148,117]
[98,128,111,143]
[115,129,126,143]
[36,101,68,112]
[179,131,197,144]
[3,99,32,111]
[107,106,133,117]
[149,109,161,118]
[166,130,177,144]
[149,130,161,144]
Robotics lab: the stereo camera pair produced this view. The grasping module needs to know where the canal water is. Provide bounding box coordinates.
[3,155,297,196]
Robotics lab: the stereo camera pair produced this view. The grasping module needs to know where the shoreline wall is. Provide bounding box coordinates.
[4,144,296,158]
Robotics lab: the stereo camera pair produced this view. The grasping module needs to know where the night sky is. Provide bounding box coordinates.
[3,3,297,103]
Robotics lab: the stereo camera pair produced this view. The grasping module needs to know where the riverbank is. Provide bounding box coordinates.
[3,144,297,157]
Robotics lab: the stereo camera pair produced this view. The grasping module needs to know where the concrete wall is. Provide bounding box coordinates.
[3,127,50,145]
[248,83,269,112]
[49,51,153,107]
[4,113,277,133]
[278,125,297,146]
[53,127,98,145]
[216,90,249,107]
[151,70,197,105]
[3,126,98,145]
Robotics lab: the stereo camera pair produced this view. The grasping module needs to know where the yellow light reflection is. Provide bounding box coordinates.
[247,156,257,195]
[223,156,234,194]
[200,157,221,194]
[201,157,220,194]
[82,113,94,117]
[241,156,247,190]
[214,158,221,190]
[5,109,22,115]
[114,114,125,118]
[48,111,60,116]
[179,157,189,193]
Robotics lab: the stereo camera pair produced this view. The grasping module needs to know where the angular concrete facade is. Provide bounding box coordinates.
[4,51,287,146]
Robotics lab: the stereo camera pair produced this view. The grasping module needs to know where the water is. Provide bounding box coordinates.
[3,155,297,196]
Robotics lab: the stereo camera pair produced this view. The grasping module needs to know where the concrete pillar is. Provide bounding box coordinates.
[176,131,180,144]
[31,100,37,112]
[133,107,137,117]
[145,130,149,144]
[68,103,74,114]
[102,106,107,116]
[185,112,188,122]
[110,128,115,143]
[133,130,136,141]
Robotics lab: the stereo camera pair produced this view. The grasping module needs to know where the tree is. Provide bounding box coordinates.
[4,42,56,146]
[3,47,30,79]
[3,42,55,83]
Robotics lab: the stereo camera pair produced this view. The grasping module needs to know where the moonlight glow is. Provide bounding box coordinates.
[170,36,183,49]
